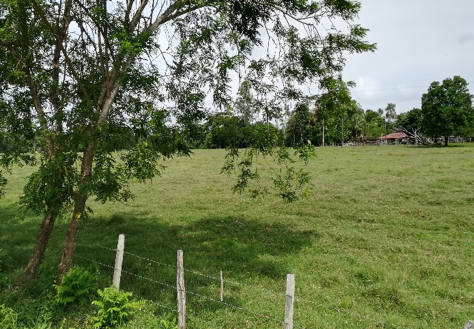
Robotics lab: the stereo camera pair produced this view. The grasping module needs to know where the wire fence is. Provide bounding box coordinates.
[75,238,412,329]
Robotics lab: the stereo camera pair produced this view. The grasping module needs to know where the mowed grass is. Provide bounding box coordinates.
[1,145,474,328]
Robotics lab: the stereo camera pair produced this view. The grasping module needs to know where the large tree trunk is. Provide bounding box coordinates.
[25,209,58,277]
[56,197,85,283]
[445,136,449,147]
[56,145,94,283]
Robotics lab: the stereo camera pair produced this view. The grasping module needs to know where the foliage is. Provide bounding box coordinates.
[222,143,315,202]
[285,104,312,146]
[91,287,145,328]
[396,108,422,134]
[364,110,385,140]
[0,304,18,329]
[421,76,474,146]
[54,267,96,306]
[0,0,375,277]
[0,248,7,273]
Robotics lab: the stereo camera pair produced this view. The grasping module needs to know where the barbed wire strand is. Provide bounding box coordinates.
[122,268,293,328]
[83,249,407,329]
[75,255,115,271]
[185,289,295,328]
[123,249,286,297]
[132,292,219,329]
[75,255,217,327]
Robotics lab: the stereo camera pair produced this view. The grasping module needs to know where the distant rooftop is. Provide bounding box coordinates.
[379,132,407,140]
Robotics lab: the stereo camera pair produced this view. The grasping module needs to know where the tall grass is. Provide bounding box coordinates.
[1,145,474,328]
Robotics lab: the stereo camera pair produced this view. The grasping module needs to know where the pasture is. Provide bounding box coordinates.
[1,144,474,328]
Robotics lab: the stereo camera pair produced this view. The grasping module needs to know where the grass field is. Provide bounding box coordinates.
[1,144,474,328]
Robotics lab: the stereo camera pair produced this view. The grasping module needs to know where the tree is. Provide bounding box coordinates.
[421,76,474,146]
[285,104,311,146]
[0,0,375,280]
[365,110,385,140]
[384,103,397,133]
[316,76,357,146]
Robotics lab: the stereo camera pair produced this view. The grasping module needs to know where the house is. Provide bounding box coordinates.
[378,132,407,145]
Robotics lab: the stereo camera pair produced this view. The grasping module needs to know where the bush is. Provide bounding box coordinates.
[91,286,145,328]
[0,304,18,329]
[54,267,96,306]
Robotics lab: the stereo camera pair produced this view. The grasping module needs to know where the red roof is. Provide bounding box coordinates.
[379,132,407,140]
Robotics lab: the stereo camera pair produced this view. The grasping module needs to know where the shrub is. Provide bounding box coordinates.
[0,304,18,329]
[91,286,145,328]
[54,267,95,306]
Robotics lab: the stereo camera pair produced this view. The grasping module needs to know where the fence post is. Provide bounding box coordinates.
[177,250,186,329]
[284,274,295,329]
[220,271,224,301]
[112,234,125,290]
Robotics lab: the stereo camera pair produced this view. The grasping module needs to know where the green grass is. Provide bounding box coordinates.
[1,145,474,328]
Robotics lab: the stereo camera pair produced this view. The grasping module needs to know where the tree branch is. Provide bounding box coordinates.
[30,0,94,111]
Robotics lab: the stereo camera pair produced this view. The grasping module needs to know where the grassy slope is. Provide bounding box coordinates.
[1,145,474,328]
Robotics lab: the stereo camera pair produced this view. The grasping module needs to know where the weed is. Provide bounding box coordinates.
[91,286,145,328]
[55,267,96,306]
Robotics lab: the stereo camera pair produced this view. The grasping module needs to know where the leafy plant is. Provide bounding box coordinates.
[158,313,178,329]
[0,304,18,329]
[54,267,96,306]
[91,287,145,328]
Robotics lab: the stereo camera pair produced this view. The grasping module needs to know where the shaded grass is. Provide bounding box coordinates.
[1,145,474,328]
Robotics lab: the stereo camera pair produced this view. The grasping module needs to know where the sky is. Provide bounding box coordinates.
[343,0,474,114]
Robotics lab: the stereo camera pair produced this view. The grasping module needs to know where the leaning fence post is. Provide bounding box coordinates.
[112,234,125,290]
[177,250,186,329]
[284,274,295,329]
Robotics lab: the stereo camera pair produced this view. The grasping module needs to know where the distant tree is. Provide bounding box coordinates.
[421,76,474,146]
[348,109,366,142]
[316,77,356,146]
[285,104,311,146]
[365,110,385,140]
[384,103,397,133]
[203,113,244,148]
[234,80,255,125]
[396,108,422,134]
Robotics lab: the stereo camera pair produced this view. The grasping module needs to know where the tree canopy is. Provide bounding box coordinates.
[421,76,474,146]
[0,0,375,279]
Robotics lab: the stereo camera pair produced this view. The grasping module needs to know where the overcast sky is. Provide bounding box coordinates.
[343,0,474,114]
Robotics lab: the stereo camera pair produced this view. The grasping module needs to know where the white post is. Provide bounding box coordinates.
[112,234,125,290]
[220,271,224,302]
[177,250,186,329]
[284,274,295,329]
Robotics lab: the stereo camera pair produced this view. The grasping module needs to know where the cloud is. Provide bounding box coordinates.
[459,33,474,44]
[351,76,387,103]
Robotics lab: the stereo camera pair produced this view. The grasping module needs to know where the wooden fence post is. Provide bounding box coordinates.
[112,234,125,290]
[220,271,224,301]
[177,250,186,329]
[284,274,295,329]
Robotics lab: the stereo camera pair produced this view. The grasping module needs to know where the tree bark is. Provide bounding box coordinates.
[56,194,86,283]
[24,209,58,277]
[445,136,448,147]
[56,144,94,283]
